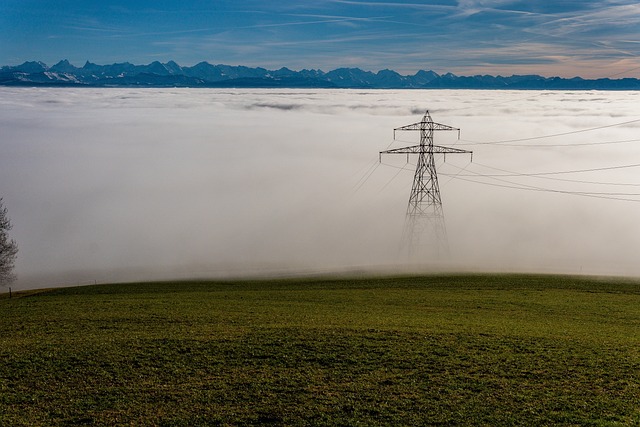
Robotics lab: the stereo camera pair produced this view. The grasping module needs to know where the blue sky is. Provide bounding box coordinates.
[1,0,640,77]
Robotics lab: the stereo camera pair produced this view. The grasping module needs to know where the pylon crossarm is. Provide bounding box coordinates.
[432,145,472,155]
[393,122,459,132]
[380,145,421,155]
[379,145,472,155]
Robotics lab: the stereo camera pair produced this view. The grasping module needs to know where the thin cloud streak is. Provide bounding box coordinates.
[329,0,456,12]
[3,0,640,77]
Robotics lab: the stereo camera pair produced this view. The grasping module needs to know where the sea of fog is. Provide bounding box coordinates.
[1,88,640,289]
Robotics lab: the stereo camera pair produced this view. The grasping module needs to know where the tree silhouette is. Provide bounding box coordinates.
[0,198,18,287]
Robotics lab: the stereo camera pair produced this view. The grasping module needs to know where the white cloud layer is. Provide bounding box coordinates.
[1,88,640,289]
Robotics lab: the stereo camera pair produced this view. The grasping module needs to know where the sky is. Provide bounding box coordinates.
[1,0,640,78]
[2,87,640,289]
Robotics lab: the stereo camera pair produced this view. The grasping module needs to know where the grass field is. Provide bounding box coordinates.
[1,274,639,426]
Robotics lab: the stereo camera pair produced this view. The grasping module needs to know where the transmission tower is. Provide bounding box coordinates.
[380,111,472,259]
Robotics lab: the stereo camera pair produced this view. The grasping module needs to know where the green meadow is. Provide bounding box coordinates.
[1,274,639,426]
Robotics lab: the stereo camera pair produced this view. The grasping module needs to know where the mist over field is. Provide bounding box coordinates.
[1,88,639,289]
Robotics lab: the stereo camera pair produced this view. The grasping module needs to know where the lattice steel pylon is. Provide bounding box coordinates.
[380,111,472,260]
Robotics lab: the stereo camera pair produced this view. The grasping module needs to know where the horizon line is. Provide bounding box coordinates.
[5,59,639,81]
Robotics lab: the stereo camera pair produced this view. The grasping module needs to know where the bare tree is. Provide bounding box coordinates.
[0,198,18,287]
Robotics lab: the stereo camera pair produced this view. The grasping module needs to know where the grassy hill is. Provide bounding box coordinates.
[1,274,639,425]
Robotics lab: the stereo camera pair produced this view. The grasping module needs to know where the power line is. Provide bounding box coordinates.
[450,175,640,203]
[468,162,640,194]
[458,117,640,145]
[353,158,380,186]
[452,161,640,185]
[384,158,640,188]
[353,160,380,193]
[473,160,640,176]
[456,137,640,148]
[441,171,640,188]
[378,163,407,193]
[446,164,640,202]
[380,161,414,172]
[441,159,474,188]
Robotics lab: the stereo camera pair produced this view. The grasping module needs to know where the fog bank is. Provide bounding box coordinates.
[1,88,639,289]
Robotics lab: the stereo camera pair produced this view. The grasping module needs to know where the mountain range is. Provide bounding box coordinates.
[2,60,640,90]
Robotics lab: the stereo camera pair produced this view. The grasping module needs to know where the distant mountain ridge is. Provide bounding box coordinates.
[2,60,640,90]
